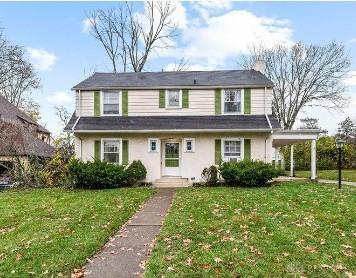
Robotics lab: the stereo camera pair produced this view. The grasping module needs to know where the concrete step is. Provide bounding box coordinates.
[153,177,191,188]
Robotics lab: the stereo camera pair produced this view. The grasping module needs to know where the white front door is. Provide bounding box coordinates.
[163,142,180,176]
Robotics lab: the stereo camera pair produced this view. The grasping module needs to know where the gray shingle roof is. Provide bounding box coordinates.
[0,95,50,134]
[65,114,281,132]
[72,70,273,90]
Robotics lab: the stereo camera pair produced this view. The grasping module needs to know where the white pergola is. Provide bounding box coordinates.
[272,129,321,180]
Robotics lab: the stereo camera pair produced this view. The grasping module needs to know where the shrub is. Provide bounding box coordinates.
[68,159,127,189]
[125,160,147,185]
[201,165,219,186]
[219,160,279,187]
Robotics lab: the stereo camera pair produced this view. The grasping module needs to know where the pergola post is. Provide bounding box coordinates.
[311,139,317,180]
[290,144,294,177]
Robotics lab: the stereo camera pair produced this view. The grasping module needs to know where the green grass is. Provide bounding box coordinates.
[145,182,356,277]
[295,170,356,182]
[0,187,154,277]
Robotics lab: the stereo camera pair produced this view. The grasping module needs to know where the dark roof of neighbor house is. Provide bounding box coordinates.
[65,114,280,132]
[72,70,274,90]
[0,95,50,134]
[0,122,54,157]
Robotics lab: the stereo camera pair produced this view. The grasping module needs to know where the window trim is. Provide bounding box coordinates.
[148,138,160,153]
[221,138,244,162]
[183,138,195,153]
[165,89,182,109]
[221,88,244,115]
[101,138,122,163]
[101,90,122,116]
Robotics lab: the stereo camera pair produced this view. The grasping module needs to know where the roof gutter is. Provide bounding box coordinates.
[71,128,273,134]
[265,113,273,132]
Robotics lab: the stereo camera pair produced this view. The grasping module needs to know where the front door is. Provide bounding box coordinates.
[163,142,180,176]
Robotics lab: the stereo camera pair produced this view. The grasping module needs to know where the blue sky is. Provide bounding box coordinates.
[0,1,356,135]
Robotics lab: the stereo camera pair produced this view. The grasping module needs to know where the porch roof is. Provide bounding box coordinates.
[65,114,281,133]
[272,129,321,147]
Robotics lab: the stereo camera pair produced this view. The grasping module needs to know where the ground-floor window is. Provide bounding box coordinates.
[148,138,159,152]
[222,139,242,162]
[102,139,121,163]
[183,138,195,152]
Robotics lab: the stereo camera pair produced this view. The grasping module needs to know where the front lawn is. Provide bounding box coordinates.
[0,187,153,277]
[295,170,356,182]
[145,182,356,277]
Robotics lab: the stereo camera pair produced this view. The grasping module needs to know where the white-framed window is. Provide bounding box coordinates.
[101,139,121,163]
[148,138,160,152]
[222,89,243,114]
[183,138,195,152]
[222,138,243,162]
[102,90,121,115]
[166,89,182,108]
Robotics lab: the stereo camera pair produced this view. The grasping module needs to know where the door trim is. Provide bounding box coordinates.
[161,140,181,177]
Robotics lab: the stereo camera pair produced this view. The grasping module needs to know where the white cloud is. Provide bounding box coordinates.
[161,9,293,69]
[27,47,57,71]
[82,18,93,33]
[350,38,356,43]
[344,71,356,86]
[46,91,72,105]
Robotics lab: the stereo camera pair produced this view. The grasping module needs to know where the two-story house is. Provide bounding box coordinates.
[65,63,320,186]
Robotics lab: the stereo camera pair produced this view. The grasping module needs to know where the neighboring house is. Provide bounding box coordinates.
[65,62,320,186]
[0,95,54,174]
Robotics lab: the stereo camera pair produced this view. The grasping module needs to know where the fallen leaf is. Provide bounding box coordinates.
[214,257,223,263]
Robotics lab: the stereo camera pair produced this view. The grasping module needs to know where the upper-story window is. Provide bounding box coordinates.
[103,91,120,115]
[166,90,182,108]
[223,89,242,114]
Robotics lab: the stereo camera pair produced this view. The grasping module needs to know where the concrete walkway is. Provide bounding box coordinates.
[84,189,175,278]
[318,179,356,186]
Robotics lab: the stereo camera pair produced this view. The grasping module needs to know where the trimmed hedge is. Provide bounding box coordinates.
[68,159,147,189]
[219,160,279,187]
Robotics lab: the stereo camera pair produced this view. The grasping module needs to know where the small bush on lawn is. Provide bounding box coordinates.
[201,165,219,186]
[126,160,147,185]
[68,159,147,189]
[68,159,127,189]
[219,160,279,187]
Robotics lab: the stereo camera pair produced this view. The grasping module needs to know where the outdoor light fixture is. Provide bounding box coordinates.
[169,137,174,142]
[336,137,345,189]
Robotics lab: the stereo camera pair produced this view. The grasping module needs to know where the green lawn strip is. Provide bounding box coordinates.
[295,170,356,182]
[145,182,356,277]
[0,187,154,277]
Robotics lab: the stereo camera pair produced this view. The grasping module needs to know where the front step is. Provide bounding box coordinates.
[154,177,191,188]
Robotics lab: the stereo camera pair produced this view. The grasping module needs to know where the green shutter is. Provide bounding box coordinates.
[122,90,128,116]
[122,140,128,165]
[94,140,101,160]
[215,139,221,165]
[244,88,251,114]
[215,89,221,115]
[159,90,165,108]
[94,91,100,116]
[244,139,251,160]
[182,89,189,108]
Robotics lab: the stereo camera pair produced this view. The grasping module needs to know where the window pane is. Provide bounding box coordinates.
[151,141,156,151]
[224,89,241,113]
[186,141,192,151]
[168,90,180,107]
[103,91,119,114]
[104,153,120,163]
[104,140,119,153]
[224,140,241,157]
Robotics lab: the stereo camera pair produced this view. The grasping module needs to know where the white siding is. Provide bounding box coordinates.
[76,91,94,116]
[251,88,272,114]
[76,132,273,182]
[128,89,215,116]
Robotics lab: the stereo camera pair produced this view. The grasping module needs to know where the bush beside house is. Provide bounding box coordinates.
[68,159,147,189]
[200,160,279,187]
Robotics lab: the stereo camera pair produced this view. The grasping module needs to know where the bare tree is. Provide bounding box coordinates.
[88,1,177,73]
[170,57,190,71]
[54,106,74,160]
[0,28,41,120]
[239,42,350,129]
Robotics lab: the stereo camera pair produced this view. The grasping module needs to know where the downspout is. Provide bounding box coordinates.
[264,87,266,114]
[72,89,81,159]
[265,113,273,163]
